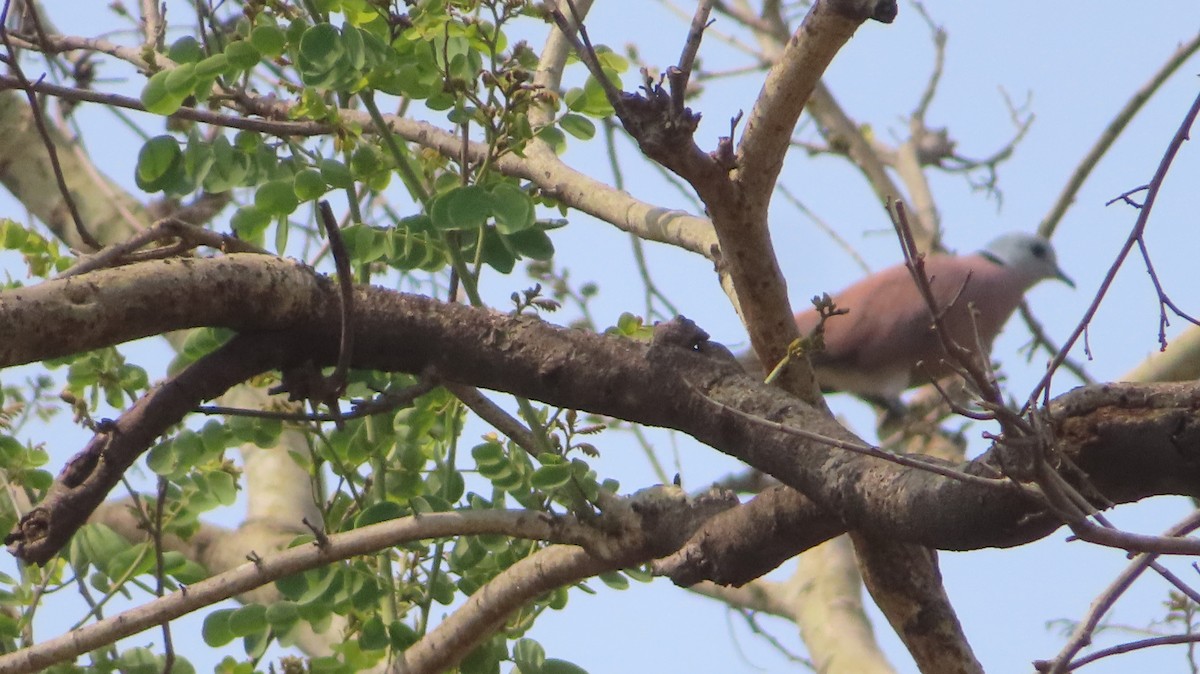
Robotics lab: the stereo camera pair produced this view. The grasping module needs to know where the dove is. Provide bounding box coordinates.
[745,233,1073,401]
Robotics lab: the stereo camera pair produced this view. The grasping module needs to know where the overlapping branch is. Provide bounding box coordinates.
[4,255,1200,571]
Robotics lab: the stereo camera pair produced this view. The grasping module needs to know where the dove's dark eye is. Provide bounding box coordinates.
[1029,241,1048,259]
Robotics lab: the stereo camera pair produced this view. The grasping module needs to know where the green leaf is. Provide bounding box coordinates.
[360,616,389,651]
[476,227,515,274]
[255,179,300,216]
[228,604,268,637]
[512,639,546,674]
[194,53,230,79]
[319,158,354,188]
[580,74,616,117]
[276,572,308,600]
[389,621,418,650]
[536,126,567,154]
[349,145,384,178]
[471,441,507,468]
[168,36,204,64]
[355,501,406,527]
[141,70,184,116]
[505,228,555,260]
[265,601,299,628]
[164,63,198,96]
[184,133,215,186]
[164,553,208,584]
[530,463,572,491]
[297,568,342,605]
[342,225,390,262]
[293,168,327,201]
[230,206,271,240]
[490,183,534,234]
[341,22,366,70]
[598,571,629,590]
[559,113,596,140]
[250,24,287,57]
[0,219,28,249]
[134,135,183,192]
[430,185,491,231]
[202,608,236,646]
[298,23,346,87]
[542,659,590,674]
[449,536,486,572]
[224,40,261,71]
[202,135,247,192]
[208,470,238,506]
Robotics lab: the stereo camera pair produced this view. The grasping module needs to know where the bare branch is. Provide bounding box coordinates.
[1038,30,1200,237]
[1027,90,1200,410]
[0,509,654,674]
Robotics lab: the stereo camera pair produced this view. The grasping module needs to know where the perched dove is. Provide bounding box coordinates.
[744,233,1073,401]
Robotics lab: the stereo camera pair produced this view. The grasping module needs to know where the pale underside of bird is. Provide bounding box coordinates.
[745,233,1073,402]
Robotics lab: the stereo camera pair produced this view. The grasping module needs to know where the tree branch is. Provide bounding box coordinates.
[4,506,709,674]
[5,256,1200,569]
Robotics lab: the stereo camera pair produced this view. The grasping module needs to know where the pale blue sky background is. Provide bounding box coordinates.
[3,2,1200,673]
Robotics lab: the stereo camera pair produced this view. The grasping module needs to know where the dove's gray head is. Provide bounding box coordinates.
[980,233,1074,288]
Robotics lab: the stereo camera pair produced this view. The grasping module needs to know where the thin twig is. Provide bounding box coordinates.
[1026,90,1200,411]
[1040,510,1200,673]
[0,1,98,250]
[890,201,1005,409]
[909,0,945,124]
[1135,235,1200,351]
[1065,632,1200,672]
[1017,302,1095,385]
[445,383,541,458]
[670,0,714,111]
[197,378,437,423]
[690,380,1014,491]
[152,476,175,674]
[1039,29,1200,237]
[543,0,625,114]
[0,74,332,135]
[57,217,269,279]
[318,200,354,398]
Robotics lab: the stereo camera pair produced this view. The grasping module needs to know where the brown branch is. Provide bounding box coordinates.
[672,0,714,101]
[0,3,97,250]
[852,533,984,674]
[5,257,1200,569]
[196,377,437,423]
[1037,510,1200,674]
[723,2,894,389]
[313,201,354,427]
[0,58,719,259]
[395,487,735,673]
[1038,29,1200,238]
[4,332,291,565]
[655,484,841,587]
[397,546,616,674]
[1026,89,1200,410]
[57,216,269,278]
[445,383,541,457]
[0,508,669,674]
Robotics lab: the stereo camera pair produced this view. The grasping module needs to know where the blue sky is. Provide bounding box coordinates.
[3,2,1200,673]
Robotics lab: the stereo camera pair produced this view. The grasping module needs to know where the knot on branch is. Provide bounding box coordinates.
[568,485,738,564]
[616,70,702,163]
[830,0,898,23]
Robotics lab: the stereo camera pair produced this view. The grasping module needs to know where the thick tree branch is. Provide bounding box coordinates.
[707,0,893,399]
[655,484,844,586]
[851,533,983,674]
[4,256,1200,568]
